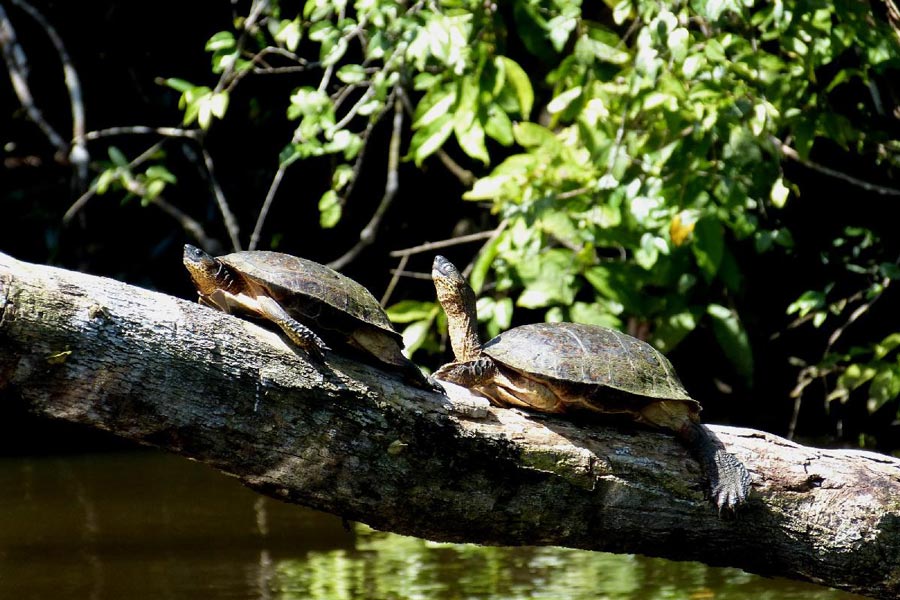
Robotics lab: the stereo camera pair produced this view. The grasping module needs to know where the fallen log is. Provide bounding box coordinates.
[1,252,898,599]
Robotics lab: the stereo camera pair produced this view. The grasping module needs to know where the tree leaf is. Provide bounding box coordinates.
[318,190,342,228]
[496,56,534,118]
[386,300,438,324]
[336,64,367,84]
[410,114,454,166]
[707,303,754,382]
[691,217,724,281]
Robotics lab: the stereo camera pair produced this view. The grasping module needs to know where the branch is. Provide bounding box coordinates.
[328,97,404,270]
[0,3,68,157]
[777,139,900,196]
[2,253,900,600]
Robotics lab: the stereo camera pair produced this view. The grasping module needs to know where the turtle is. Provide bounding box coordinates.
[182,244,437,391]
[431,255,750,510]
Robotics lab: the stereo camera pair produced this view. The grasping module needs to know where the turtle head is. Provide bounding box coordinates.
[432,255,482,362]
[183,244,227,296]
[432,255,468,296]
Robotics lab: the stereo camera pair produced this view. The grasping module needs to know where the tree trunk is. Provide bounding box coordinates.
[1,252,898,599]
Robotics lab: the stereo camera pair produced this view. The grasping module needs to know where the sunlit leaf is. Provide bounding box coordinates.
[205,31,236,52]
[787,290,826,317]
[496,56,534,118]
[513,122,556,148]
[456,119,489,164]
[770,177,790,208]
[386,300,438,324]
[273,19,302,51]
[874,333,900,360]
[414,88,458,128]
[318,190,341,228]
[410,114,454,166]
[401,320,432,356]
[484,106,514,146]
[337,64,367,84]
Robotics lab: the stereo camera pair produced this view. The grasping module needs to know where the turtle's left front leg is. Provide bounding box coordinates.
[256,295,331,358]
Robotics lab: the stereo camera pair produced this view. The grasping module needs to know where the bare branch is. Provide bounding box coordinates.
[199,146,242,251]
[777,139,900,196]
[0,4,68,156]
[84,126,200,141]
[9,0,88,187]
[328,97,404,270]
[249,165,286,252]
[389,230,501,258]
[380,253,409,306]
[214,0,270,93]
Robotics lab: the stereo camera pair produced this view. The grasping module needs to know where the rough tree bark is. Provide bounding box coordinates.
[1,252,899,599]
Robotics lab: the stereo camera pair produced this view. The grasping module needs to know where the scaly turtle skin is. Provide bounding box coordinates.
[183,244,435,390]
[431,255,750,510]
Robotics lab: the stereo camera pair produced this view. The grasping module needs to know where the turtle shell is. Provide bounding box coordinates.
[482,322,696,404]
[220,251,399,338]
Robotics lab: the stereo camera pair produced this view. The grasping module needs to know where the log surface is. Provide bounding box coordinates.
[1,252,898,599]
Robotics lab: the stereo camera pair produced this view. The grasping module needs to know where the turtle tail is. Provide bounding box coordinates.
[680,422,751,511]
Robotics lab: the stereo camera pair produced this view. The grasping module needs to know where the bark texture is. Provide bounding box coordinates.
[1,252,899,599]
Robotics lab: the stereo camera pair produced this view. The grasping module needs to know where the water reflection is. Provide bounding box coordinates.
[0,451,864,600]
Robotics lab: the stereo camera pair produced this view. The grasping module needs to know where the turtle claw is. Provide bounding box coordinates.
[426,375,446,395]
[709,449,751,512]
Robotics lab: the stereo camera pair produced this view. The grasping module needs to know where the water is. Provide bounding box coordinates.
[0,450,864,600]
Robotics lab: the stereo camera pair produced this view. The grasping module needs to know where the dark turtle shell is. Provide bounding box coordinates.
[482,322,696,405]
[220,251,399,338]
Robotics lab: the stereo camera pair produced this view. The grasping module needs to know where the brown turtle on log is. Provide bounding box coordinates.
[182,244,437,391]
[431,255,750,510]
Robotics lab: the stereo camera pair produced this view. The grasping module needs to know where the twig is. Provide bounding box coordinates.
[230,47,317,92]
[777,139,900,196]
[389,230,500,257]
[328,97,405,270]
[249,166,286,251]
[0,4,68,156]
[388,268,433,280]
[825,260,896,353]
[115,166,219,251]
[331,86,376,132]
[215,0,270,93]
[315,2,346,95]
[434,148,477,187]
[84,126,200,141]
[462,219,508,279]
[380,253,409,307]
[152,196,222,252]
[200,146,242,251]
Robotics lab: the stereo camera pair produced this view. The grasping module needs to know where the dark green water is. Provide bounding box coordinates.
[0,451,865,600]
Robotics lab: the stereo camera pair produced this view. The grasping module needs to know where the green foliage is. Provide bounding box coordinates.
[164,78,229,130]
[93,147,176,206]
[156,0,899,443]
[788,227,900,427]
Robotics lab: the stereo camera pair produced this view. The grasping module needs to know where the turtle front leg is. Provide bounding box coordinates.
[256,295,331,358]
[434,357,497,387]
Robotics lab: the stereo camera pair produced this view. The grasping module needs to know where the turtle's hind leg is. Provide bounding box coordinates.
[681,422,751,511]
[256,296,331,358]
